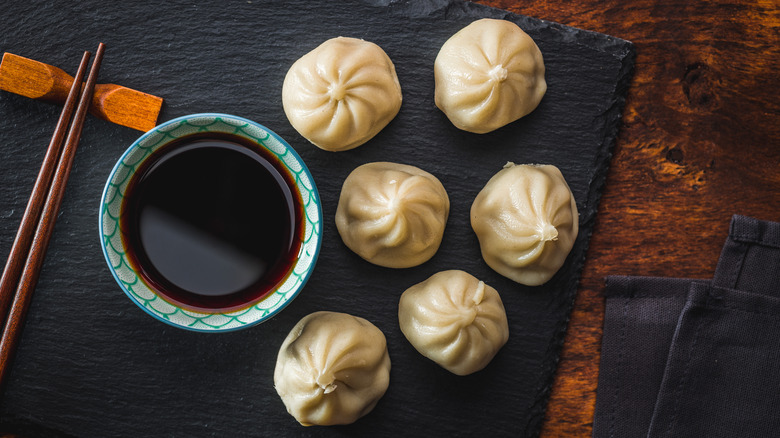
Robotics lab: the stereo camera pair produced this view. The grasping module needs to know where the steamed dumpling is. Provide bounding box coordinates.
[434,18,546,134]
[282,37,402,151]
[471,163,578,286]
[335,162,449,268]
[274,311,391,426]
[398,270,509,376]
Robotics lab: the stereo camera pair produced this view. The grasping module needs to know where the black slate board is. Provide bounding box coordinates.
[0,1,634,437]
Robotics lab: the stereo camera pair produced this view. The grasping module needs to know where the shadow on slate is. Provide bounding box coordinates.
[0,0,634,436]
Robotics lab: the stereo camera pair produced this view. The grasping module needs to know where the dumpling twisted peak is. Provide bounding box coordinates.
[398,270,509,376]
[336,162,450,268]
[471,163,578,286]
[434,18,546,134]
[274,311,391,426]
[283,37,402,151]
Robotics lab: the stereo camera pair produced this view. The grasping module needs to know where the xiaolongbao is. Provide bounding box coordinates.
[434,18,546,134]
[335,162,449,268]
[274,311,391,426]
[398,270,509,376]
[282,37,402,151]
[471,163,578,286]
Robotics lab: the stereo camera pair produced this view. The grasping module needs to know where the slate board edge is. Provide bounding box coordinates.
[523,43,637,437]
[382,1,640,434]
[366,2,639,433]
[373,0,635,51]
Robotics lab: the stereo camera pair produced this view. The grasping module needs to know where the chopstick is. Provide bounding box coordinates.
[0,52,91,328]
[0,43,105,393]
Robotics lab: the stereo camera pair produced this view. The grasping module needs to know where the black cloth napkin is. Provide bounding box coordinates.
[593,215,780,437]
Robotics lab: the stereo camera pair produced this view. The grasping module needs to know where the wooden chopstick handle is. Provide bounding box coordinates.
[0,43,105,394]
[91,82,162,132]
[0,53,162,132]
[0,53,71,101]
[0,51,91,327]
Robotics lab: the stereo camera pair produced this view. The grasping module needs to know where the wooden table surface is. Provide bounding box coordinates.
[474,0,780,436]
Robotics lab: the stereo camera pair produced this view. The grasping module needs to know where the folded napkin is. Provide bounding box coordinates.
[593,215,780,438]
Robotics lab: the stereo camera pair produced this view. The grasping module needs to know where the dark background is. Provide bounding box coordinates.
[0,1,632,436]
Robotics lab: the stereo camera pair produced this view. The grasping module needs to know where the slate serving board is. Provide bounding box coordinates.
[0,1,634,436]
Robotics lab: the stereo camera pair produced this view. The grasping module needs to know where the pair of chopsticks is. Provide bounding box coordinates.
[0,43,105,392]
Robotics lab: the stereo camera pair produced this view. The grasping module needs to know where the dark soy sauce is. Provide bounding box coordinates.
[121,133,303,312]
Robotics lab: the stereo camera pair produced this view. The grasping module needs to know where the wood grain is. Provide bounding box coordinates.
[0,51,90,343]
[0,53,163,132]
[0,43,105,394]
[474,0,780,435]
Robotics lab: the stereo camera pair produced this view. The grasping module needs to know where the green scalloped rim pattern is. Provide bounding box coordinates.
[100,115,321,331]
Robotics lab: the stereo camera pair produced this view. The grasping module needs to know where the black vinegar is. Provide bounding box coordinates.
[121,133,304,312]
